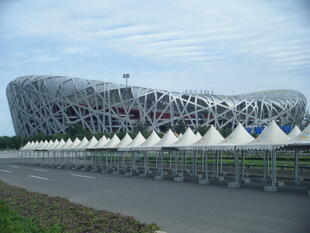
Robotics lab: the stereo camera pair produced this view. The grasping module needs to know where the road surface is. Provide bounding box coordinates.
[0,158,309,233]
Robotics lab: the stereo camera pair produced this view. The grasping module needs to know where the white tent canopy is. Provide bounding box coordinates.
[39,140,54,150]
[64,138,81,150]
[196,132,202,140]
[28,141,38,150]
[169,127,199,148]
[187,125,224,150]
[147,129,178,151]
[46,139,59,150]
[83,136,98,150]
[27,142,36,150]
[72,137,89,151]
[133,130,161,151]
[208,123,254,151]
[118,132,145,151]
[114,133,132,148]
[100,134,120,149]
[20,141,31,151]
[32,140,44,150]
[239,120,290,150]
[49,139,65,150]
[288,125,301,138]
[282,123,310,148]
[91,135,109,149]
[54,138,73,151]
[39,140,49,150]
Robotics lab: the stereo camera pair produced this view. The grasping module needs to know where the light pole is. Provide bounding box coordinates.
[123,74,130,125]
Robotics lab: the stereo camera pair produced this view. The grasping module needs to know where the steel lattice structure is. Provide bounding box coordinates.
[7,75,307,137]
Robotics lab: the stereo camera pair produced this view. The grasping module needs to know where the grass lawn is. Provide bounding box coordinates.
[0,180,159,233]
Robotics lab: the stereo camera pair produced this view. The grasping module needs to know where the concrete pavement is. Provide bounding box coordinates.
[0,158,309,233]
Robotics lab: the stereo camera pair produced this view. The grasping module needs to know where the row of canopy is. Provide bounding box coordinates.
[20,120,310,152]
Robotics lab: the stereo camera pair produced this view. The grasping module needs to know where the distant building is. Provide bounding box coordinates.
[7,75,307,137]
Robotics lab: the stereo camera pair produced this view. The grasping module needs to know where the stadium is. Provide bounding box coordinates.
[6,75,307,137]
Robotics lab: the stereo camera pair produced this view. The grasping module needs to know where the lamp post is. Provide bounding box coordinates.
[123,73,130,124]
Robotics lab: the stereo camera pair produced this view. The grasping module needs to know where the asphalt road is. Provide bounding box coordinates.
[0,158,309,233]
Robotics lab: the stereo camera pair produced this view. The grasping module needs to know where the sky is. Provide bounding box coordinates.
[0,0,309,136]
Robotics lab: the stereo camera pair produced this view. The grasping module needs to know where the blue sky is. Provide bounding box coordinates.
[0,0,309,136]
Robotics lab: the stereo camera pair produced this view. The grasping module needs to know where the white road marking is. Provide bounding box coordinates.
[9,165,19,168]
[71,173,95,179]
[0,169,12,173]
[29,175,48,181]
[32,168,48,172]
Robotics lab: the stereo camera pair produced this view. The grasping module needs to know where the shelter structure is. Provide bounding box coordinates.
[71,137,89,151]
[288,125,301,138]
[167,128,199,149]
[91,136,109,149]
[187,125,224,150]
[83,136,98,150]
[16,121,310,196]
[196,132,202,140]
[64,138,81,151]
[133,131,161,151]
[238,120,291,192]
[98,134,120,150]
[147,129,178,151]
[118,132,146,151]
[114,133,132,149]
[45,140,58,150]
[54,138,73,151]
[49,139,65,150]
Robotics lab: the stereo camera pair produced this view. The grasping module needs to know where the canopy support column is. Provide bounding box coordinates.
[142,151,147,176]
[264,151,277,192]
[199,151,209,184]
[267,151,270,178]
[294,150,300,185]
[194,151,198,177]
[105,152,108,172]
[218,151,224,181]
[132,151,135,175]
[263,151,268,182]
[175,152,178,176]
[241,151,245,181]
[160,152,164,178]
[174,151,184,182]
[155,152,164,180]
[216,151,219,179]
[228,151,240,188]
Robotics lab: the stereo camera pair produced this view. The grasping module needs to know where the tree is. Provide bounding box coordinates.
[132,121,149,132]
[172,120,187,134]
[219,127,233,137]
[131,121,151,138]
[65,124,90,139]
[195,125,209,136]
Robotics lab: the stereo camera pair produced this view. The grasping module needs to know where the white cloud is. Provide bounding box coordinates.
[0,0,310,135]
[13,55,61,67]
[61,47,87,55]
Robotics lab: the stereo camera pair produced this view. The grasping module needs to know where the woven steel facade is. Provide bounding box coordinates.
[7,75,307,137]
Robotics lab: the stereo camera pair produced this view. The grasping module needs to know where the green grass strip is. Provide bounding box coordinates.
[0,200,61,233]
[0,180,159,233]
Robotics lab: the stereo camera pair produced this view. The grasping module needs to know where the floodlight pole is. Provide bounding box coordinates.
[123,73,130,125]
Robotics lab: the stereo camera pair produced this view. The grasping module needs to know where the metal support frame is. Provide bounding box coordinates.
[294,150,300,185]
[228,151,240,188]
[199,151,209,185]
[264,151,277,192]
[7,76,306,137]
